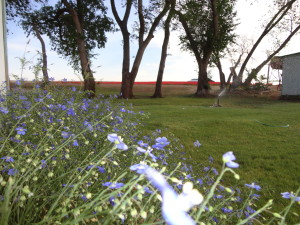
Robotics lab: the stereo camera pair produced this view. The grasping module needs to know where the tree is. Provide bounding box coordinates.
[152,0,176,98]
[111,0,171,98]
[20,12,50,86]
[233,0,298,88]
[5,0,42,19]
[175,0,236,97]
[39,0,113,97]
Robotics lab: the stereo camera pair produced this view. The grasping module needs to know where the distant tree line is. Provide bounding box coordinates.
[6,0,300,98]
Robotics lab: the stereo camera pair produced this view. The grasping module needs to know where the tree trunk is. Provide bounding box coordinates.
[32,23,49,86]
[110,0,132,98]
[215,58,226,89]
[63,0,95,97]
[152,0,174,98]
[195,61,209,97]
[120,32,131,98]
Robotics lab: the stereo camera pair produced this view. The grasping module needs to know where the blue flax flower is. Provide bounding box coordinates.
[15,80,21,86]
[1,156,14,162]
[281,192,300,201]
[7,168,18,176]
[102,182,124,189]
[61,131,70,138]
[16,127,27,135]
[245,183,261,191]
[136,147,157,162]
[107,134,128,150]
[73,140,79,146]
[0,107,9,114]
[222,151,239,168]
[138,140,149,148]
[194,140,201,147]
[130,164,203,225]
[152,137,170,150]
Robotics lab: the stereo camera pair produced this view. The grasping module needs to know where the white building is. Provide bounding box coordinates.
[0,0,9,91]
[280,52,300,99]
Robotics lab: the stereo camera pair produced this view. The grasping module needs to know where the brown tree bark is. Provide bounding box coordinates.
[175,0,218,97]
[127,1,170,98]
[32,22,49,86]
[215,58,226,89]
[110,0,132,98]
[111,0,170,98]
[62,0,95,97]
[152,0,176,98]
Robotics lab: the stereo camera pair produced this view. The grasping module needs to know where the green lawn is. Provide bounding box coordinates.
[118,91,300,215]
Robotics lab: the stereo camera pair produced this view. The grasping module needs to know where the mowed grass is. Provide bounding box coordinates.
[97,84,300,213]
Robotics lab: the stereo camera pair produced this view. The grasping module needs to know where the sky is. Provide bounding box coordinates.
[6,0,300,83]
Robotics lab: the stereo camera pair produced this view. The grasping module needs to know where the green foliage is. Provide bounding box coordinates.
[34,1,113,71]
[177,0,237,58]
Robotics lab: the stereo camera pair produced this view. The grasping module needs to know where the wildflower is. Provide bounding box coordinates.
[152,137,170,150]
[194,140,201,147]
[222,207,233,213]
[16,127,27,135]
[212,168,219,175]
[96,166,106,173]
[62,78,67,82]
[107,134,128,150]
[73,140,79,146]
[136,147,157,162]
[281,192,300,201]
[0,107,9,114]
[15,80,21,86]
[83,121,93,131]
[1,156,14,162]
[245,183,261,191]
[138,140,149,148]
[61,131,70,139]
[7,168,18,176]
[67,108,76,116]
[102,182,124,189]
[222,151,239,168]
[130,164,202,225]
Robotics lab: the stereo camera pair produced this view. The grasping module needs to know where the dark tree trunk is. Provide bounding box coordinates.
[62,0,96,97]
[127,1,170,98]
[175,0,218,97]
[152,0,175,98]
[32,23,49,86]
[111,0,170,98]
[195,61,209,97]
[215,58,226,89]
[111,0,132,98]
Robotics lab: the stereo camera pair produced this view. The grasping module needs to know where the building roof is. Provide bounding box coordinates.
[270,52,300,70]
[279,52,300,58]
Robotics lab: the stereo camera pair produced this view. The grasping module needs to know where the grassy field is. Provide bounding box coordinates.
[97,84,300,214]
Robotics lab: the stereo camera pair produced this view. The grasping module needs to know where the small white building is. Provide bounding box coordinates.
[280,52,300,99]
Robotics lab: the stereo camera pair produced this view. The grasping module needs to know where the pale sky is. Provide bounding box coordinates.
[6,0,300,83]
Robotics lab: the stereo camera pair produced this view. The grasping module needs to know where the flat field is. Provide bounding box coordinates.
[98,83,300,215]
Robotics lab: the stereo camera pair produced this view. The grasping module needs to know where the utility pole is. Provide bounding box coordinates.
[0,0,9,92]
